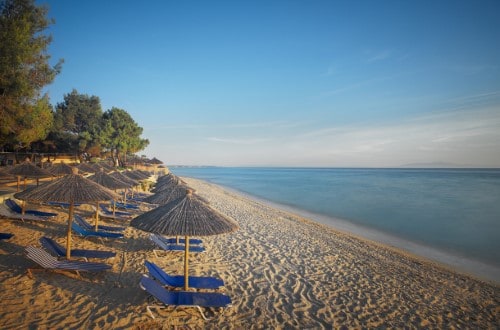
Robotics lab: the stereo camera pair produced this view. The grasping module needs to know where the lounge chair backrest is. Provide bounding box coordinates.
[5,199,22,213]
[140,275,182,305]
[5,199,57,217]
[72,222,124,238]
[160,236,203,245]
[74,214,125,232]
[0,204,49,221]
[25,246,59,268]
[74,215,92,230]
[0,233,14,240]
[150,233,168,249]
[40,237,65,256]
[140,275,232,307]
[99,204,131,216]
[145,261,177,286]
[149,234,205,253]
[26,246,112,272]
[71,222,88,236]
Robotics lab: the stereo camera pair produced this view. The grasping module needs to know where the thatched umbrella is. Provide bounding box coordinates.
[47,162,75,177]
[147,157,163,175]
[100,161,115,172]
[77,162,97,175]
[110,171,139,202]
[87,169,132,230]
[149,157,163,165]
[143,183,193,205]
[152,174,183,193]
[123,170,150,181]
[14,168,119,259]
[7,159,52,191]
[110,171,137,186]
[130,189,238,290]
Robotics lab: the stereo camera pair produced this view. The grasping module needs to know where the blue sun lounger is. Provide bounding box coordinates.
[25,246,112,279]
[40,237,116,260]
[149,234,205,257]
[145,260,224,290]
[157,236,203,245]
[74,214,125,232]
[0,233,13,240]
[99,204,132,217]
[47,201,82,208]
[5,198,57,217]
[72,222,124,239]
[114,201,140,210]
[139,275,232,320]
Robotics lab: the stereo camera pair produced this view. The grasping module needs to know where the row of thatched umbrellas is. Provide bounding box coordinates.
[3,160,150,260]
[9,168,238,291]
[131,173,239,290]
[0,159,139,191]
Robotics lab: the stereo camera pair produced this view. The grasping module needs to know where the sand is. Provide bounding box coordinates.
[0,177,498,329]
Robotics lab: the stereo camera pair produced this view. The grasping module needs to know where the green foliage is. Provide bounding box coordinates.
[100,107,149,166]
[0,0,63,149]
[50,89,103,154]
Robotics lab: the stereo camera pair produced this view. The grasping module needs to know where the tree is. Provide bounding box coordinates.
[100,107,149,167]
[49,89,103,158]
[0,0,63,150]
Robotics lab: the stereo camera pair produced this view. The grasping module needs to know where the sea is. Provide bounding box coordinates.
[170,167,500,281]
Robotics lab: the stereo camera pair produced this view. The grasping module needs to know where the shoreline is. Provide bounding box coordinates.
[183,176,500,285]
[0,175,498,328]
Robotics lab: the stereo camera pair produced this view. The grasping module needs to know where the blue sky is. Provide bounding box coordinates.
[40,0,500,167]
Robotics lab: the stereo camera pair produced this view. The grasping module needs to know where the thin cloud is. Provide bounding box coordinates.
[207,137,269,145]
[148,120,303,131]
[365,49,393,63]
[323,74,398,96]
[287,106,500,166]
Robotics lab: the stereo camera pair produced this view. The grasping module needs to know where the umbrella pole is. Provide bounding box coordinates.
[184,235,189,291]
[95,201,100,231]
[66,203,74,259]
[22,201,26,215]
[16,176,20,192]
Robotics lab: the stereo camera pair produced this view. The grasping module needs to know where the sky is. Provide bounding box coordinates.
[39,0,500,167]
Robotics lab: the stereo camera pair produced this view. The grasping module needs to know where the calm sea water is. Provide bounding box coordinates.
[170,167,500,267]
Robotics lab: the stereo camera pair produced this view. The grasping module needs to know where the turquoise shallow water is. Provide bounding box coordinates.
[170,167,500,267]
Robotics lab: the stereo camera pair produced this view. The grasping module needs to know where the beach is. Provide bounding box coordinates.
[0,177,498,329]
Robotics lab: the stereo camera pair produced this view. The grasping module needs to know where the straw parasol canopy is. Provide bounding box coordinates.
[152,173,183,193]
[88,169,132,191]
[76,162,97,174]
[14,168,119,259]
[87,169,133,228]
[110,171,138,186]
[142,184,193,205]
[47,162,75,177]
[123,170,149,181]
[130,189,238,290]
[148,157,163,165]
[7,159,52,191]
[147,157,163,175]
